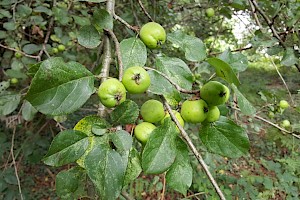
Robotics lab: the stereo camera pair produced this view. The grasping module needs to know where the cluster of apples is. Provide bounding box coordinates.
[134,81,230,145]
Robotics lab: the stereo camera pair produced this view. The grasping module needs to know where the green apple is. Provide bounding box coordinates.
[200,81,230,106]
[134,122,156,145]
[161,110,185,128]
[58,44,66,51]
[97,78,126,108]
[122,66,151,94]
[139,22,166,49]
[10,78,18,84]
[205,8,215,17]
[279,100,289,109]
[180,99,208,123]
[140,100,165,123]
[281,119,291,128]
[268,111,275,119]
[52,47,59,54]
[15,52,22,58]
[205,106,220,123]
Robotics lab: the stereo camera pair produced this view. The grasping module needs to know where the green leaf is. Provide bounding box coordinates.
[281,47,298,67]
[207,57,240,85]
[74,115,110,136]
[85,137,126,200]
[22,100,38,121]
[91,124,107,136]
[120,37,147,70]
[23,44,41,54]
[250,30,277,48]
[110,100,139,125]
[25,57,95,116]
[43,130,89,167]
[0,31,7,39]
[53,7,69,25]
[124,148,142,185]
[0,92,21,116]
[218,49,248,72]
[168,31,206,62]
[142,119,177,174]
[231,84,256,115]
[73,16,90,26]
[155,56,193,90]
[16,4,32,17]
[33,6,53,16]
[3,21,16,31]
[92,9,113,30]
[78,25,101,49]
[56,167,86,199]
[166,138,192,195]
[148,70,175,95]
[27,62,41,77]
[200,116,250,158]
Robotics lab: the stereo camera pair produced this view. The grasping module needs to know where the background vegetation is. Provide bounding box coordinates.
[0,0,299,199]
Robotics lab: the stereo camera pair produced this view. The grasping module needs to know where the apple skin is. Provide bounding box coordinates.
[180,99,208,123]
[97,78,126,108]
[15,52,22,58]
[161,110,185,128]
[205,106,220,123]
[281,119,291,128]
[205,8,215,17]
[139,22,166,49]
[10,78,18,84]
[58,44,66,51]
[140,99,165,123]
[200,81,230,106]
[122,66,151,94]
[279,100,289,109]
[134,122,156,145]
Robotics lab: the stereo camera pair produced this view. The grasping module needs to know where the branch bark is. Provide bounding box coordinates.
[137,0,153,22]
[162,98,226,200]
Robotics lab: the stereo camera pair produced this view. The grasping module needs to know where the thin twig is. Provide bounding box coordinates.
[121,191,135,200]
[162,98,226,200]
[249,0,285,47]
[268,56,295,105]
[0,44,39,59]
[137,0,153,21]
[113,14,139,32]
[144,67,199,94]
[181,192,205,199]
[210,45,253,56]
[11,127,24,200]
[160,173,166,200]
[90,40,104,72]
[247,0,263,29]
[105,29,124,81]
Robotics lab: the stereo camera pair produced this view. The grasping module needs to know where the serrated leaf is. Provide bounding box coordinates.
[148,70,175,95]
[22,100,37,121]
[142,119,177,174]
[155,56,193,90]
[25,57,95,116]
[231,84,256,115]
[78,25,101,49]
[56,167,86,199]
[218,49,248,72]
[120,37,147,70]
[43,130,89,167]
[92,9,113,30]
[85,137,126,200]
[168,31,206,62]
[166,138,192,195]
[124,148,142,185]
[110,100,139,125]
[0,92,21,116]
[200,116,249,158]
[281,47,298,67]
[207,57,240,85]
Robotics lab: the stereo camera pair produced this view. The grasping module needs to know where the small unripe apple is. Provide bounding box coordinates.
[15,52,22,58]
[134,122,156,145]
[200,81,230,106]
[161,110,185,128]
[58,44,66,51]
[205,106,220,123]
[279,100,289,109]
[52,48,59,54]
[281,119,291,128]
[268,111,275,119]
[10,78,18,84]
[180,99,208,123]
[140,100,165,123]
[205,8,215,17]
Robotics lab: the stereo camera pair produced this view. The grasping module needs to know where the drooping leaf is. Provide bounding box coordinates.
[200,116,249,158]
[110,100,139,125]
[0,92,21,116]
[120,37,147,70]
[124,148,142,185]
[281,47,298,67]
[207,57,240,85]
[92,9,113,30]
[85,137,126,200]
[168,31,206,62]
[218,49,248,72]
[142,119,177,174]
[22,100,38,121]
[56,167,86,200]
[166,138,192,195]
[155,56,193,90]
[43,130,89,167]
[147,70,175,95]
[78,25,101,49]
[25,57,95,116]
[231,84,256,116]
